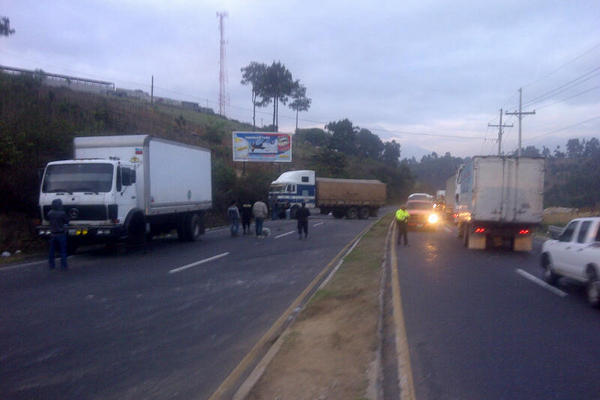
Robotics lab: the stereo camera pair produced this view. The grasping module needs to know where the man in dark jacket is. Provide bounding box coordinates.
[48,199,69,270]
[240,200,253,235]
[296,202,310,239]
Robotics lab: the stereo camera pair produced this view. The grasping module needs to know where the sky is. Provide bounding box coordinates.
[2,0,599,159]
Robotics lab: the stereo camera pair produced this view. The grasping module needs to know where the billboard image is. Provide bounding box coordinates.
[232,132,292,162]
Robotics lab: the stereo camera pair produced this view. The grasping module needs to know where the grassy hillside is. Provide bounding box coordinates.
[0,73,412,252]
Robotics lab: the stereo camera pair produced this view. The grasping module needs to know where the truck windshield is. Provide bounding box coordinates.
[42,163,114,193]
[270,184,285,193]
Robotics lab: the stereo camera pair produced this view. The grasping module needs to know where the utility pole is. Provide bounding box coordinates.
[150,75,154,104]
[217,11,228,117]
[488,108,513,155]
[505,88,535,157]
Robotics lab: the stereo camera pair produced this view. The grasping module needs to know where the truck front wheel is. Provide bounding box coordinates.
[127,213,146,246]
[186,213,202,242]
[586,268,600,308]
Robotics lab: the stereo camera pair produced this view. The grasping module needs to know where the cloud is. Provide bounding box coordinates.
[2,0,599,158]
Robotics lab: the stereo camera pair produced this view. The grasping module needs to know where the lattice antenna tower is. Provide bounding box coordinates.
[217,11,228,116]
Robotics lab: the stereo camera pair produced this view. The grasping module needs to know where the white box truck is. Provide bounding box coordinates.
[37,135,212,251]
[455,156,544,251]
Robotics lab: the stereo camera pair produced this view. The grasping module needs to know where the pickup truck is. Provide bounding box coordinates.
[541,217,600,307]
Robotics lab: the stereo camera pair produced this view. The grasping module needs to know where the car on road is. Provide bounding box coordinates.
[541,217,600,307]
[408,193,434,202]
[406,198,440,231]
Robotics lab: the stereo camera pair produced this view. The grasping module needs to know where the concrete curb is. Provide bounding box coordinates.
[210,217,382,400]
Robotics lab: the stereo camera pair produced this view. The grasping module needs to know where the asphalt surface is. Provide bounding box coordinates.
[397,224,600,400]
[0,214,376,400]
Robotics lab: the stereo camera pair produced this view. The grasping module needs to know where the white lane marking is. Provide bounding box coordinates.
[169,252,230,274]
[313,222,324,227]
[444,226,452,233]
[516,269,568,297]
[1,260,46,271]
[274,231,296,239]
[1,256,79,272]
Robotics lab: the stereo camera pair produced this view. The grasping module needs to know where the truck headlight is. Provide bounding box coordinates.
[428,214,439,224]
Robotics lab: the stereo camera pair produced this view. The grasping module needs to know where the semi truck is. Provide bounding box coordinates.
[455,156,545,251]
[37,135,212,251]
[269,170,386,219]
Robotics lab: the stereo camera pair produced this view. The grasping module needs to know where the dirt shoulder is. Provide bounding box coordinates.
[247,215,391,400]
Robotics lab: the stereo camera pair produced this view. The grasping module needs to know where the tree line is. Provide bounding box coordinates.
[240,61,311,131]
[407,139,600,208]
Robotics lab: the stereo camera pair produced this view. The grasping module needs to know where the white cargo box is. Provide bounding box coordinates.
[74,135,212,215]
[457,156,544,223]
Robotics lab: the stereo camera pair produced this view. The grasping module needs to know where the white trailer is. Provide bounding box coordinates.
[37,135,212,251]
[455,156,544,251]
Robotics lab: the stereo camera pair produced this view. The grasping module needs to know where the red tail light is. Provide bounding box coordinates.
[519,229,530,235]
[474,227,486,233]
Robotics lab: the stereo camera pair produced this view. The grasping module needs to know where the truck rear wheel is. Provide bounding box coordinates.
[346,207,358,219]
[358,207,370,219]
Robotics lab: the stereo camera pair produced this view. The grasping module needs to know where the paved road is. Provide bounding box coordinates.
[397,224,600,400]
[0,214,376,400]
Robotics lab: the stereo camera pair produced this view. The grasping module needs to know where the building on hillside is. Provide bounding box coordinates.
[0,64,115,94]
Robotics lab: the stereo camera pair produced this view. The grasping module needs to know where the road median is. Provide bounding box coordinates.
[242,215,392,400]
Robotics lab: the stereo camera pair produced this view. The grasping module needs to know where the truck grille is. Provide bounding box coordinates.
[43,205,108,221]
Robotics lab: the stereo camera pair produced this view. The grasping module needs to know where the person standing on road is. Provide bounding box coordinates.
[252,200,268,237]
[241,200,253,235]
[296,201,310,239]
[47,198,70,270]
[396,205,409,247]
[227,200,240,237]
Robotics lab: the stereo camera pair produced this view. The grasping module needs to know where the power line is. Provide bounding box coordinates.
[522,41,600,89]
[523,65,600,107]
[536,85,600,111]
[526,115,600,141]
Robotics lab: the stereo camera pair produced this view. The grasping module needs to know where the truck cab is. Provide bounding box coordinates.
[269,170,316,212]
[541,217,600,306]
[37,159,138,245]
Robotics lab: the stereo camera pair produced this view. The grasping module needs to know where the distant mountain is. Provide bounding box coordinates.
[399,142,432,161]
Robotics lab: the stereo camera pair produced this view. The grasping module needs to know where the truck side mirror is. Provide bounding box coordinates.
[122,168,131,186]
[116,166,122,192]
[130,168,136,184]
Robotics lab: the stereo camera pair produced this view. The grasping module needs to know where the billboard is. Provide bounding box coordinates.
[232,132,292,162]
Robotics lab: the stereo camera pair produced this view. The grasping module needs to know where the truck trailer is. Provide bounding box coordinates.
[269,170,386,219]
[455,156,544,251]
[37,135,212,251]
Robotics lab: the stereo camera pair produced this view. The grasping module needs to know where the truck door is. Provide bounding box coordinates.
[116,165,138,222]
[553,220,579,276]
[567,220,593,281]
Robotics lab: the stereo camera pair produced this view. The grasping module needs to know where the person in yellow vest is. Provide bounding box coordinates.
[395,205,410,246]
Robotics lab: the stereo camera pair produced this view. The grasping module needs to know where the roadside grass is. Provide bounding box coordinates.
[247,215,391,400]
[537,209,600,238]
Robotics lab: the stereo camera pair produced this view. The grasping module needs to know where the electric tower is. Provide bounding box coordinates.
[217,11,228,116]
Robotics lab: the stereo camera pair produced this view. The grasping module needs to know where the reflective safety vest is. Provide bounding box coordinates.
[395,209,409,222]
